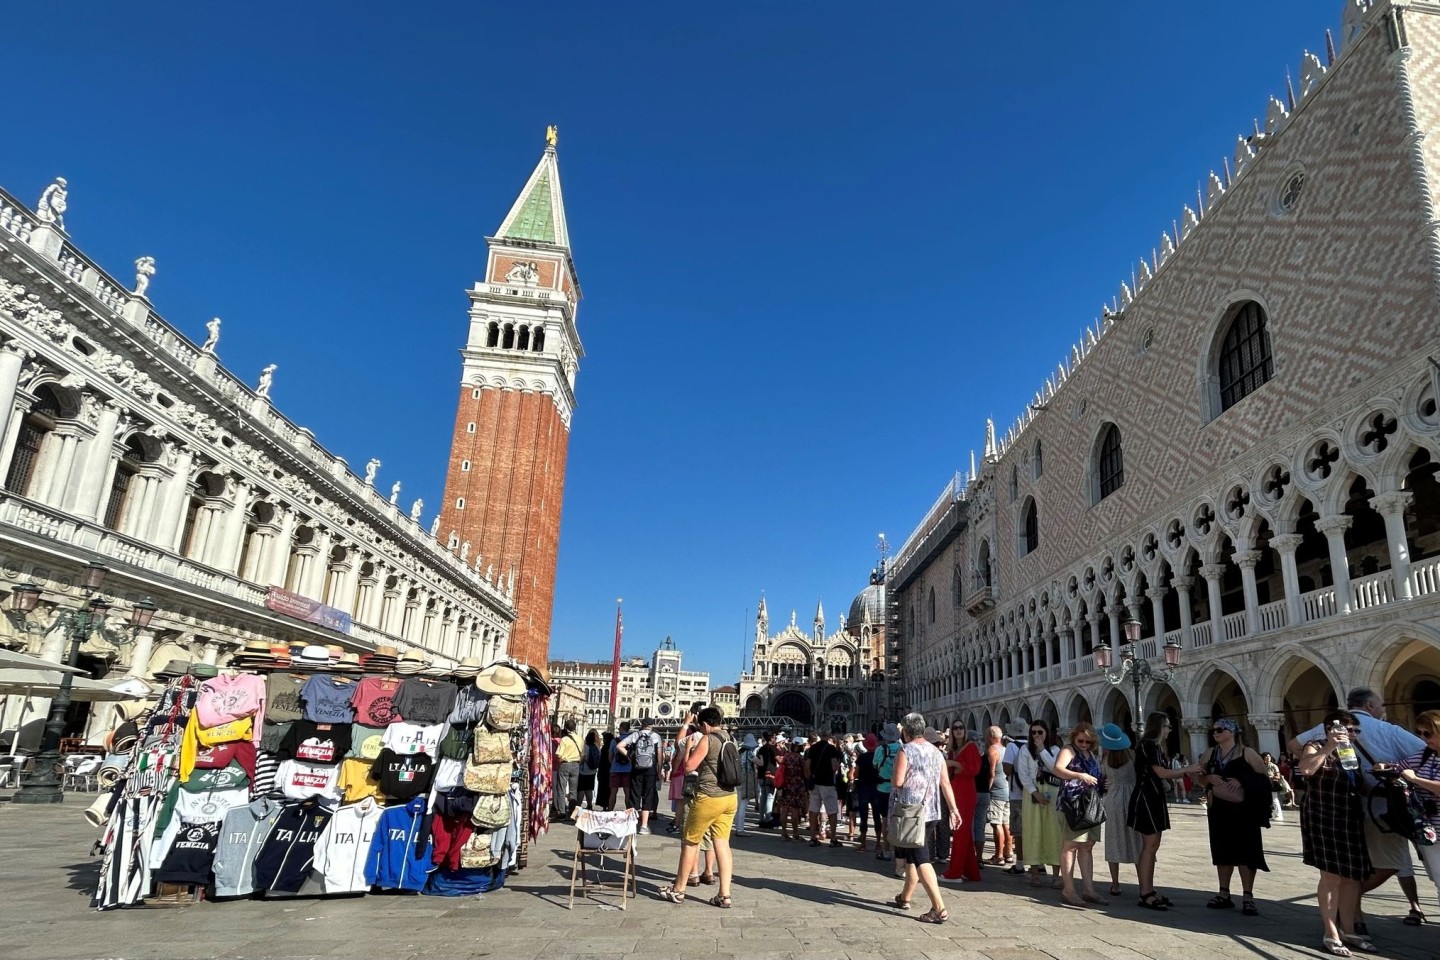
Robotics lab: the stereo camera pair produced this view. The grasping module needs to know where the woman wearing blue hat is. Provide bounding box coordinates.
[1098,723,1141,897]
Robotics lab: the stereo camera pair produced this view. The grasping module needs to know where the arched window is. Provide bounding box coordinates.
[1218,301,1274,411]
[1033,440,1043,479]
[928,586,936,624]
[1097,424,1125,501]
[486,322,499,348]
[977,539,993,589]
[1021,498,1039,556]
[103,437,148,531]
[533,327,545,352]
[1009,466,1019,502]
[5,385,62,496]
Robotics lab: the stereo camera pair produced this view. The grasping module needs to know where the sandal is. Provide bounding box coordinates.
[1206,893,1235,909]
[890,893,911,910]
[698,873,716,885]
[709,894,732,909]
[658,885,686,903]
[916,908,949,924]
[1320,939,1352,958]
[1404,908,1426,926]
[1241,898,1258,916]
[1137,892,1169,911]
[688,874,700,886]
[1061,892,1087,908]
[1108,883,1123,897]
[1341,934,1376,953]
[1082,893,1110,906]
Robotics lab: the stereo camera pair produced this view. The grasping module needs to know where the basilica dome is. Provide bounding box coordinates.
[848,579,885,626]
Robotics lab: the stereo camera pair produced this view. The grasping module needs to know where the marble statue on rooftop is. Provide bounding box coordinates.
[133,257,155,297]
[410,498,423,522]
[364,458,381,485]
[429,516,441,537]
[390,481,401,505]
[256,363,277,398]
[201,317,221,354]
[36,177,68,229]
[460,541,471,562]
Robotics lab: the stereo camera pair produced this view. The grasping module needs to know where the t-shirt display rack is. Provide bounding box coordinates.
[88,654,554,911]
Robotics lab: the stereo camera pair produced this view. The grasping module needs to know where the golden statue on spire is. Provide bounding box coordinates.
[545,125,558,148]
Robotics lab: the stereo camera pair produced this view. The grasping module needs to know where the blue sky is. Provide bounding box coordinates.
[3,1,1337,683]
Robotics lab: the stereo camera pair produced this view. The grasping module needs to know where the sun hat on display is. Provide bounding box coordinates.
[293,644,332,668]
[420,663,448,678]
[333,652,363,673]
[475,662,526,696]
[881,721,901,743]
[395,651,426,675]
[452,656,483,678]
[1099,722,1131,751]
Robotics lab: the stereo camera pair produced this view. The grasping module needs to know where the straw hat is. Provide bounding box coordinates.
[419,663,448,678]
[360,651,396,673]
[293,644,332,668]
[375,645,399,657]
[332,652,363,673]
[475,662,526,696]
[452,656,483,679]
[395,650,426,675]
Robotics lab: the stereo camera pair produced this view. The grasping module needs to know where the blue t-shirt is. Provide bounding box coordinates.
[610,739,632,774]
[301,676,358,724]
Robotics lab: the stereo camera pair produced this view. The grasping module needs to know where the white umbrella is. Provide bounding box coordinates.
[0,670,149,757]
[0,649,86,674]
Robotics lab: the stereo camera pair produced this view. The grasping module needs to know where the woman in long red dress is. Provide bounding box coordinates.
[942,724,982,883]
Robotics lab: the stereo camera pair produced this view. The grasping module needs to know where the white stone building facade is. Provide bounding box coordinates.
[889,0,1440,761]
[0,177,515,743]
[550,636,710,731]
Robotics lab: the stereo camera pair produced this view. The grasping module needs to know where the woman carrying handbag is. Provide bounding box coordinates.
[887,713,960,924]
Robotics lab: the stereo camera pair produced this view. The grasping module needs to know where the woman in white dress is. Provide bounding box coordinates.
[1099,722,1142,896]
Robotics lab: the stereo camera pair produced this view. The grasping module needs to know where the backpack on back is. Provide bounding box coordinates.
[874,743,897,785]
[715,735,742,790]
[632,731,658,769]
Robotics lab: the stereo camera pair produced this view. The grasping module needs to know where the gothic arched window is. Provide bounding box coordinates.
[1218,301,1274,411]
[928,586,936,624]
[1021,498,1039,556]
[1097,424,1125,501]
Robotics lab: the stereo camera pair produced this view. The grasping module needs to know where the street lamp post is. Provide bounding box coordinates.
[12,562,158,804]
[1094,614,1181,730]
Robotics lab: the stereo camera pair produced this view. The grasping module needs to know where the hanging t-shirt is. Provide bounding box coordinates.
[266,673,309,724]
[337,758,382,803]
[301,676,358,724]
[253,798,334,894]
[449,685,489,725]
[194,674,267,740]
[349,725,387,761]
[174,785,251,823]
[311,796,384,894]
[154,820,221,886]
[190,739,257,779]
[275,759,342,802]
[278,720,352,766]
[252,750,280,798]
[350,677,404,727]
[393,677,458,724]
[181,760,250,794]
[260,720,292,753]
[433,757,465,792]
[381,722,444,758]
[371,749,436,801]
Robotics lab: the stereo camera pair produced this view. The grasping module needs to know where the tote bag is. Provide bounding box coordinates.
[1059,784,1106,831]
[890,799,928,849]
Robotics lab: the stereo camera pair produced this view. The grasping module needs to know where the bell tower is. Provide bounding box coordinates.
[439,128,583,667]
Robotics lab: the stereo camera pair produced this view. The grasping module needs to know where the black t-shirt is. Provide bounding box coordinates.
[393,677,458,725]
[155,820,220,885]
[808,742,841,787]
[855,750,880,788]
[371,748,436,802]
[278,720,352,766]
[757,743,778,777]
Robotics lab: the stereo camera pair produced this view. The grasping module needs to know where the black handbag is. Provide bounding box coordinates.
[1059,784,1106,831]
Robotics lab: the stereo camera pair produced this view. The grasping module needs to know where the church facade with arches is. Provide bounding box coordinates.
[888,0,1440,761]
[737,575,888,734]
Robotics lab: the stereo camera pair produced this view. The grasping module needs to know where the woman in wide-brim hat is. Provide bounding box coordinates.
[1098,722,1141,897]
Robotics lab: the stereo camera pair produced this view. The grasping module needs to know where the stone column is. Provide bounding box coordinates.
[0,343,33,457]
[210,479,251,574]
[1372,492,1415,601]
[1234,549,1262,635]
[1172,576,1195,647]
[152,445,194,551]
[125,627,158,679]
[266,506,298,588]
[41,427,83,506]
[1148,587,1168,640]
[1316,515,1355,615]
[1250,712,1284,757]
[72,401,124,522]
[1087,614,1102,659]
[125,469,163,539]
[1200,563,1226,633]
[1270,534,1305,627]
[1183,717,1212,763]
[1060,626,1075,676]
[302,529,332,599]
[1107,605,1121,652]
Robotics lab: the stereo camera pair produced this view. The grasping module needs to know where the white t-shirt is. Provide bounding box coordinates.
[311,797,384,893]
[275,759,341,802]
[382,721,445,757]
[1001,741,1023,800]
[174,785,250,824]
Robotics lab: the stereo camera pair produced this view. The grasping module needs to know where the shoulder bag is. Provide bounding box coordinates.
[888,750,929,849]
[1059,783,1106,831]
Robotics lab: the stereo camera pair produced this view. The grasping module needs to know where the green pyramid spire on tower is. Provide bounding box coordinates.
[495,127,570,248]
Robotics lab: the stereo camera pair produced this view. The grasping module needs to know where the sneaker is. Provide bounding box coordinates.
[665,823,679,834]
[829,839,843,848]
[940,875,965,885]
[638,826,651,835]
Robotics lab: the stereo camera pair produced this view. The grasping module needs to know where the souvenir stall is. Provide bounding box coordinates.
[88,640,542,909]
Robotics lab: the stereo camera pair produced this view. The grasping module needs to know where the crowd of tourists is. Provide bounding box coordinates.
[547,687,1440,957]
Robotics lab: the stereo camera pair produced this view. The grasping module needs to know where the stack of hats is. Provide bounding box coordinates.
[452,656,483,680]
[292,644,333,670]
[360,644,398,674]
[395,650,427,676]
[232,639,288,671]
[475,662,526,697]
[153,660,219,681]
[332,651,363,674]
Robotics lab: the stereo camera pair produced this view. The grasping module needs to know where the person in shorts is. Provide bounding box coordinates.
[806,731,843,847]
[658,707,738,907]
[607,720,633,810]
[983,726,1011,863]
[1002,720,1027,873]
[617,717,662,834]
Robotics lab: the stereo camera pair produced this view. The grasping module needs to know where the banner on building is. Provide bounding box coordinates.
[265,586,353,635]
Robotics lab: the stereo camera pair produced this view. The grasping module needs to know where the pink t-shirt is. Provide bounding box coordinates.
[194,674,267,743]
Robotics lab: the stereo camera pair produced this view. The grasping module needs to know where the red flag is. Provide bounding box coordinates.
[608,600,623,731]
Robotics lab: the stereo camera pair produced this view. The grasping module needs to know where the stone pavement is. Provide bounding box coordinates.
[3,795,1439,960]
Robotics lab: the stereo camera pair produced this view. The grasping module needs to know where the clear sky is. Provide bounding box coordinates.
[3,1,1338,684]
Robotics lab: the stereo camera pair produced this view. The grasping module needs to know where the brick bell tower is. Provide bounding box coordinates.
[439,127,582,667]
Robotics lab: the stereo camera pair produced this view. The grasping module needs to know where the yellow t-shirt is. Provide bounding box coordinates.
[337,758,382,803]
[555,733,582,763]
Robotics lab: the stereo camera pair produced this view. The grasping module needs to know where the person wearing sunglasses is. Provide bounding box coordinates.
[1015,720,1062,888]
[1195,718,1270,916]
[1400,712,1440,915]
[1051,722,1107,907]
[1296,710,1372,956]
[940,725,981,885]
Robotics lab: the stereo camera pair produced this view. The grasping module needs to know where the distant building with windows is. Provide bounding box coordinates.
[887,0,1440,761]
[711,684,739,718]
[549,635,710,731]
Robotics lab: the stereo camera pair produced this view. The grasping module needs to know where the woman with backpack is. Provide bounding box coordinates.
[1297,710,1372,956]
[1016,719,1062,889]
[658,706,739,908]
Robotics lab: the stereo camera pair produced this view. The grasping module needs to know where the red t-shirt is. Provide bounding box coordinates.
[351,677,404,726]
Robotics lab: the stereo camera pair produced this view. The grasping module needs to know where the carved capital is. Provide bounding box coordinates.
[1233,550,1262,570]
[1249,712,1284,731]
[1270,534,1305,554]
[1315,515,1354,536]
[1171,576,1195,592]
[0,341,34,361]
[1371,491,1413,517]
[1199,563,1227,582]
[1182,718,1212,736]
[1146,587,1169,601]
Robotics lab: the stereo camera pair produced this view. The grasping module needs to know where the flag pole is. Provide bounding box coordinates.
[608,598,623,733]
